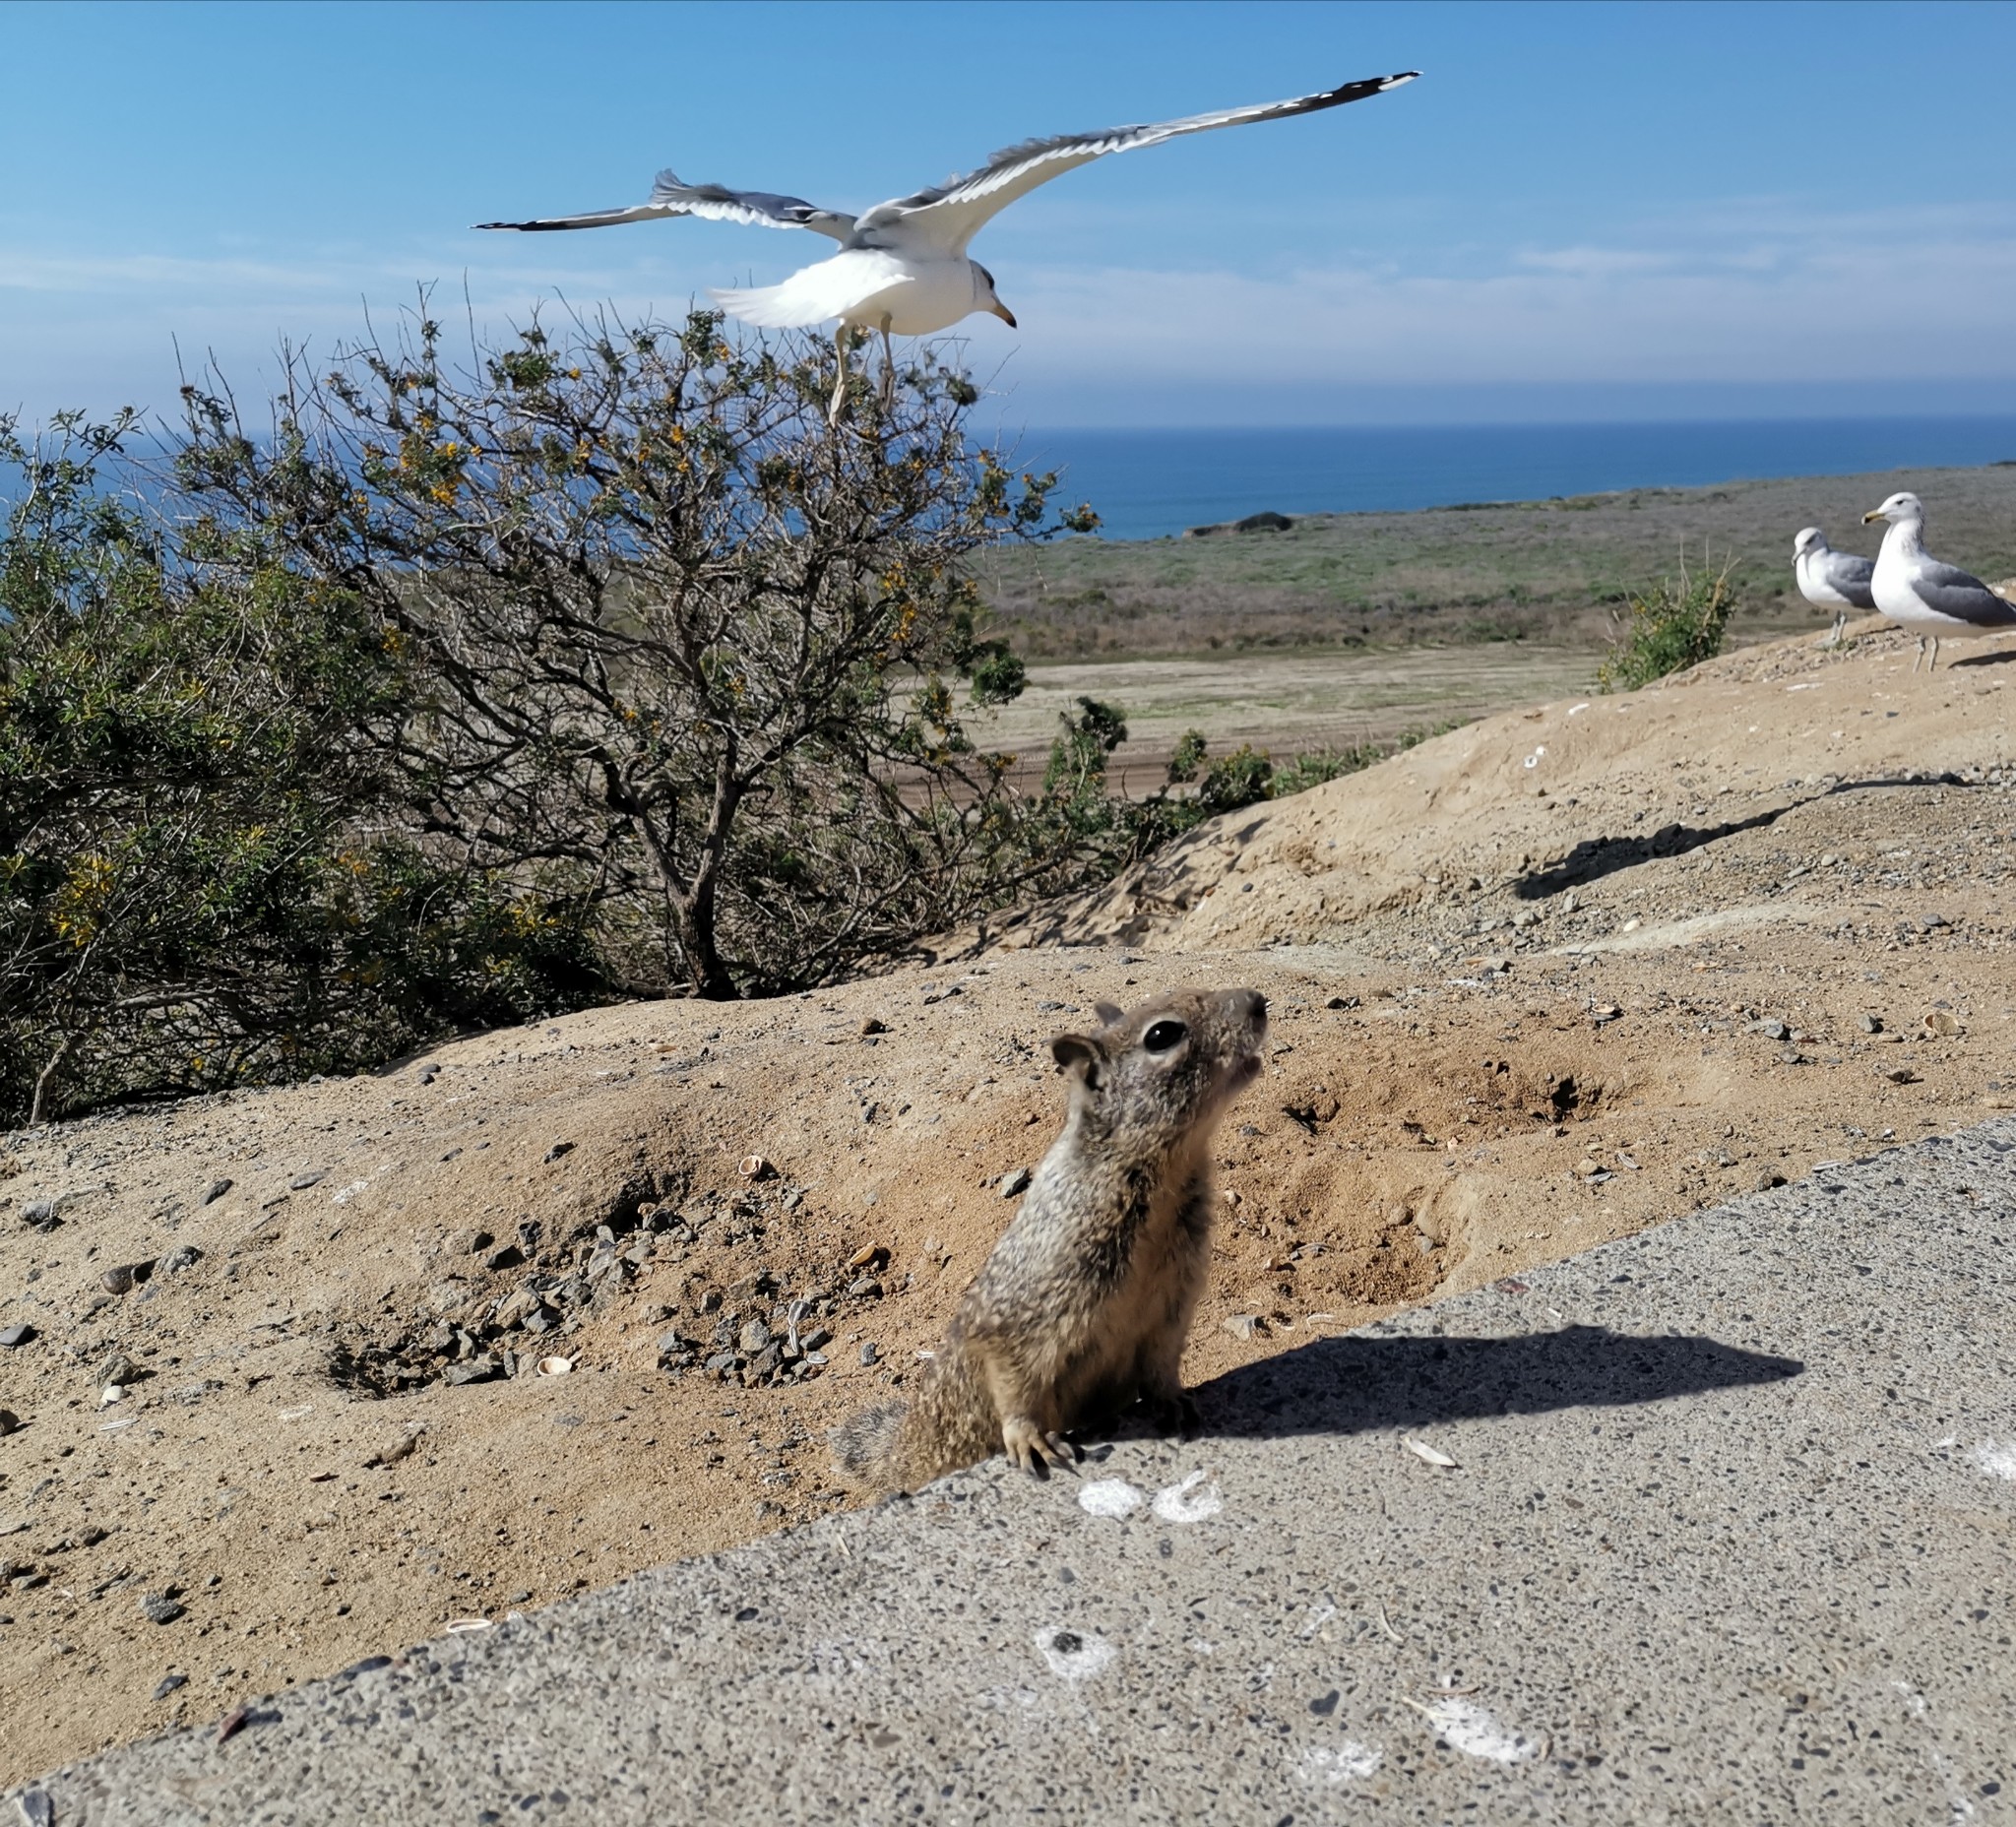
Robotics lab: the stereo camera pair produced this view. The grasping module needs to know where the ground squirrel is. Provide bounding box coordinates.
[832,985,1268,1492]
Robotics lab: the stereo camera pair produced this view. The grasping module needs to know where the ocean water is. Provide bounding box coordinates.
[1007,417,2016,543]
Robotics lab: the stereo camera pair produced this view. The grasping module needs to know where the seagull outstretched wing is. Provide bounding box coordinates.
[854,71,1418,255]
[478,173,856,241]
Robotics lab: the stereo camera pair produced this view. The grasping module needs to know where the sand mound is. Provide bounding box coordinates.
[3,620,2012,1782]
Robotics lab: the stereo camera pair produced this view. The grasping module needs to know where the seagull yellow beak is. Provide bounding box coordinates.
[1861,508,1883,524]
[987,300,1018,328]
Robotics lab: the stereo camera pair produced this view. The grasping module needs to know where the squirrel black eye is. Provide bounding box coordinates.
[1142,1020,1188,1053]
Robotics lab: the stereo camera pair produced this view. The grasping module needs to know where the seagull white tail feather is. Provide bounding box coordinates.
[711,249,915,330]
[708,284,828,329]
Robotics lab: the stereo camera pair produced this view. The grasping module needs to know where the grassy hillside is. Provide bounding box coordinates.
[974,461,2016,659]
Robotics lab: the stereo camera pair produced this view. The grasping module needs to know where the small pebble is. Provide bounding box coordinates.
[0,1410,19,1436]
[154,1672,188,1700]
[1860,1013,1883,1035]
[141,1593,186,1625]
[543,1141,575,1163]
[1222,1314,1264,1342]
[999,1167,1032,1198]
[0,1325,32,1349]
[858,1342,880,1367]
[200,1178,233,1205]
[288,1169,327,1191]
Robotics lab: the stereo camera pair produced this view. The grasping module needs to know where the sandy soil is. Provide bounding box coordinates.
[3,617,2013,1784]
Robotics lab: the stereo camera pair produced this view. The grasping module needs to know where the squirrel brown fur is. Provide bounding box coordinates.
[831,985,1268,1492]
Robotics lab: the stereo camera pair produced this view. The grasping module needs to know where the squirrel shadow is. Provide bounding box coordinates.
[1179,1323,1800,1441]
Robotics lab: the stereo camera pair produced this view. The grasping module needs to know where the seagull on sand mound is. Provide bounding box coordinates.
[1793,526,1876,649]
[477,72,1418,419]
[1860,491,2016,672]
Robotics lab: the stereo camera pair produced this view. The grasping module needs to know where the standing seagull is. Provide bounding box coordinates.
[1792,526,1876,649]
[1860,491,2016,672]
[477,72,1418,419]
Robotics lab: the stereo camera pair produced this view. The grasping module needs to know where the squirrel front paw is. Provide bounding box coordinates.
[1001,1415,1082,1480]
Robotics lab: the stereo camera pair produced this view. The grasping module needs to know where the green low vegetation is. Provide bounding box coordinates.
[1597,550,1737,691]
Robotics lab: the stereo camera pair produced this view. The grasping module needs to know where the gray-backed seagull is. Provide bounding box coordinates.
[1792,526,1875,649]
[477,72,1418,418]
[1861,491,2016,672]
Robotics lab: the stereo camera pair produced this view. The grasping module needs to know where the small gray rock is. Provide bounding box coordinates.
[1750,1019,1790,1041]
[442,1356,501,1386]
[1222,1314,1265,1342]
[153,1671,188,1700]
[156,1245,203,1275]
[542,1141,575,1163]
[739,1319,773,1354]
[0,1325,33,1349]
[483,1244,526,1274]
[1860,1013,1884,1035]
[141,1593,186,1625]
[100,1265,137,1296]
[0,1410,19,1436]
[20,1200,59,1232]
[288,1169,327,1191]
[999,1167,1032,1198]
[859,1341,880,1367]
[200,1178,233,1206]
[847,1277,882,1300]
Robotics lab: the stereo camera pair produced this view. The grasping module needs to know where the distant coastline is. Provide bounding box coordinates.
[1005,415,2016,542]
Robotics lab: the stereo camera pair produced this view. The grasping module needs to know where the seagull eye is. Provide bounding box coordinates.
[1142,1020,1188,1054]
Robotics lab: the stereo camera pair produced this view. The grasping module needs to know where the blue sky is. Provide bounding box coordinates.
[4,0,2015,428]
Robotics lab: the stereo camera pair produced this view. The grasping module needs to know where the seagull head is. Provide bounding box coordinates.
[1794,527,1826,558]
[1863,490,1922,527]
[972,262,1017,328]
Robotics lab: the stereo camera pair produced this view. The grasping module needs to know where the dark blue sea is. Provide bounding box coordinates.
[1006,417,2016,542]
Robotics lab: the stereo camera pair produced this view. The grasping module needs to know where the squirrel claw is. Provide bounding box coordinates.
[1004,1418,1081,1478]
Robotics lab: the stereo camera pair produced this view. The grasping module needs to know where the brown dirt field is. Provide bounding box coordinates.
[3,617,2013,1784]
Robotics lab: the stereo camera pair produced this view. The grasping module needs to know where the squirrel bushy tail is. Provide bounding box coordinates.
[830,1400,908,1480]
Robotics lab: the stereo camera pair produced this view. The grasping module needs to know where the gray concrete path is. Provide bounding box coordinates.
[18,1121,2016,1825]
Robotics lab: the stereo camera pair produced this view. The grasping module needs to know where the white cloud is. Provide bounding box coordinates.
[4,197,2015,423]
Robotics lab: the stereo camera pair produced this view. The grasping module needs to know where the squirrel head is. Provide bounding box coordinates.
[1049,987,1268,1146]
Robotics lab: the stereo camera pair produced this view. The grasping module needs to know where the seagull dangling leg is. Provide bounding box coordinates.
[1830,610,1847,651]
[879,314,897,409]
[828,324,850,425]
[1927,634,1940,673]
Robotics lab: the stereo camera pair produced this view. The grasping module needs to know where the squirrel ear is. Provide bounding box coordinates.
[1092,1001,1125,1028]
[1050,1032,1104,1083]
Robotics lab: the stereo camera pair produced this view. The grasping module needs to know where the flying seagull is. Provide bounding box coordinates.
[1792,526,1875,649]
[1861,491,2016,672]
[477,72,1418,418]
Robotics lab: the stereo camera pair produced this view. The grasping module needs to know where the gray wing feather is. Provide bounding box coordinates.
[1910,558,2016,627]
[477,171,854,241]
[857,71,1418,251]
[1818,550,1876,609]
